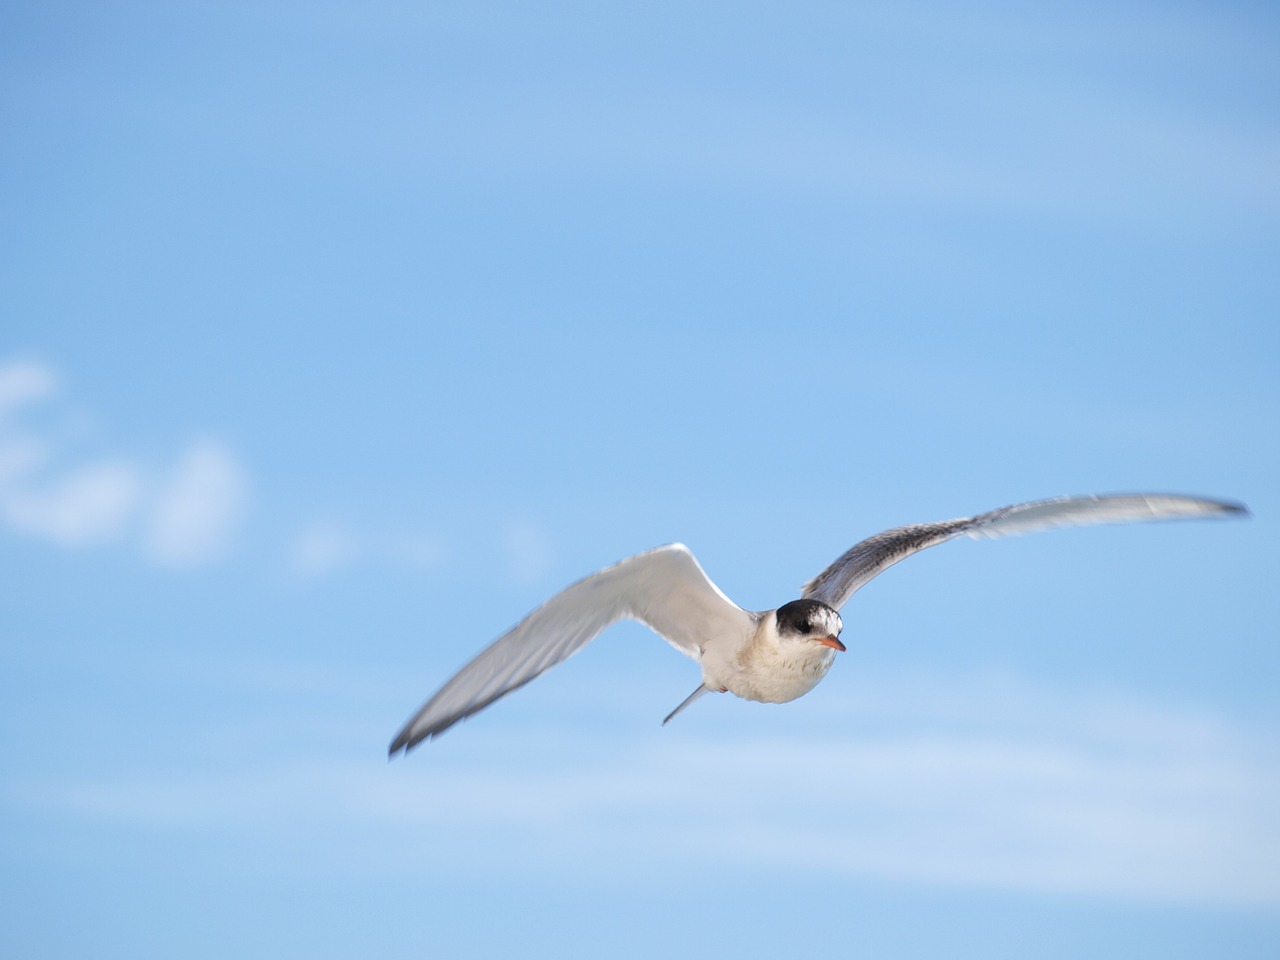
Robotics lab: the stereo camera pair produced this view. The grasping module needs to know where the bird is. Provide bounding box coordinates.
[389,492,1247,755]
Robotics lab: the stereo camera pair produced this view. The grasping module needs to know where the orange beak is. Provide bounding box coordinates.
[816,635,846,652]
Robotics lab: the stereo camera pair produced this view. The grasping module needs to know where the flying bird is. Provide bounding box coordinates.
[389,492,1247,755]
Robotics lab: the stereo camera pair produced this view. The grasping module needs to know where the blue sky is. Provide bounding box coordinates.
[2,1,1278,957]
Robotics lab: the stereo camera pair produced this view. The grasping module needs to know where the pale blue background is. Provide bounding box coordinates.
[2,2,1277,957]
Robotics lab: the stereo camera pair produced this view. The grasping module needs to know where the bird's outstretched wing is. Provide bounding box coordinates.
[389,543,752,754]
[802,493,1248,611]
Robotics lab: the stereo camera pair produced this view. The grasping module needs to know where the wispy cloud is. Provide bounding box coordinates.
[0,358,250,567]
[20,667,1280,907]
[288,522,360,577]
[0,359,58,417]
[286,521,446,578]
[143,440,249,567]
[1,458,143,546]
[284,516,543,582]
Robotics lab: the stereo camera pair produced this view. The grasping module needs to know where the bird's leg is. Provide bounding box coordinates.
[662,684,712,726]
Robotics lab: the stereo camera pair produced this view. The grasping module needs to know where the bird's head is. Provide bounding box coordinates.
[774,599,845,652]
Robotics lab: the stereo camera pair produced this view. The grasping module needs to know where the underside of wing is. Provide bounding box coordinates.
[389,543,751,753]
[802,492,1247,610]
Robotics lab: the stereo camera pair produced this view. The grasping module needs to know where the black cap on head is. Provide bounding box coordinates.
[775,598,843,637]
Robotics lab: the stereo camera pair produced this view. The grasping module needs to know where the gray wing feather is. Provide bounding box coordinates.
[389,543,750,753]
[802,493,1248,611]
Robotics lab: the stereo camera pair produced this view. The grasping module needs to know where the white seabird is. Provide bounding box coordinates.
[389,492,1247,755]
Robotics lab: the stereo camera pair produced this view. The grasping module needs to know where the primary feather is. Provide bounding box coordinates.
[801,493,1247,610]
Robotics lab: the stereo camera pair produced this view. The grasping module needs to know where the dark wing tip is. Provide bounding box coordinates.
[388,715,448,758]
[387,720,447,758]
[387,730,414,759]
[387,670,548,759]
[1183,495,1250,521]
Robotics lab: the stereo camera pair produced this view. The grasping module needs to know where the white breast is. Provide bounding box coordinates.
[700,616,838,704]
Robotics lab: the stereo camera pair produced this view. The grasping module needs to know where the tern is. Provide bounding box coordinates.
[389,492,1247,755]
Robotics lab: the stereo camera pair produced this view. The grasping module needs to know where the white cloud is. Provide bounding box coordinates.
[0,359,58,420]
[288,522,362,577]
[21,667,1280,908]
[143,440,250,567]
[0,358,250,567]
[667,733,1278,907]
[1,458,144,546]
[286,523,447,578]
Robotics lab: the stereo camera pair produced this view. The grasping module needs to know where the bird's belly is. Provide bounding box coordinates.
[720,649,836,705]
